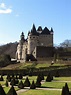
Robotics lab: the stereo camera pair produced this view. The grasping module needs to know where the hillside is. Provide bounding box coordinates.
[0,42,18,58]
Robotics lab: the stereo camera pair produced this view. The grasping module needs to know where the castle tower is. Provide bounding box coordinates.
[16,32,26,60]
[27,24,38,54]
[20,32,25,44]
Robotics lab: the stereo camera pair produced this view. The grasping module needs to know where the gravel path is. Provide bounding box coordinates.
[17,87,30,95]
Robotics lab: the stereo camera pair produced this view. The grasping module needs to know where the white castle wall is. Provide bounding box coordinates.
[27,35,38,54]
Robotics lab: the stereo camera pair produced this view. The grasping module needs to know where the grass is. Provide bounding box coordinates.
[1,60,71,70]
[54,77,71,81]
[1,76,71,94]
[22,76,37,83]
[4,87,10,94]
[42,77,71,89]
[4,86,20,94]
[19,89,61,95]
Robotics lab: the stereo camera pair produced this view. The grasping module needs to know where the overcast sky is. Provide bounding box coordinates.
[0,0,71,45]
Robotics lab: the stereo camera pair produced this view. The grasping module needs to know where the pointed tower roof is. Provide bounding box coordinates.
[20,32,25,44]
[37,26,42,31]
[50,27,53,34]
[31,24,39,36]
[20,32,25,40]
[41,27,50,35]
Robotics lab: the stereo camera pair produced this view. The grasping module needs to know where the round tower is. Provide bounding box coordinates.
[20,32,25,45]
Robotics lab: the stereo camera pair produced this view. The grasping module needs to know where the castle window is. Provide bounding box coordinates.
[33,37,35,38]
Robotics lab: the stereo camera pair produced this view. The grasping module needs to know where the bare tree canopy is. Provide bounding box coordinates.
[60,40,71,47]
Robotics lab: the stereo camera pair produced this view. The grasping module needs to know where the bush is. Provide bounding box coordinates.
[36,75,42,83]
[55,71,60,77]
[19,74,23,79]
[0,54,11,67]
[6,74,11,82]
[46,73,53,82]
[61,83,70,95]
[7,86,17,95]
[5,79,8,87]
[30,80,36,89]
[18,80,24,89]
[36,76,41,87]
[37,73,44,81]
[24,77,30,87]
[15,75,18,79]
[10,78,15,86]
[0,84,6,95]
[0,75,4,81]
[15,79,19,85]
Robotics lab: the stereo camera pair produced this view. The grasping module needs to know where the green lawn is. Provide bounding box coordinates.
[22,76,37,83]
[4,86,20,94]
[19,89,61,95]
[42,81,71,89]
[54,77,71,81]
[42,77,71,89]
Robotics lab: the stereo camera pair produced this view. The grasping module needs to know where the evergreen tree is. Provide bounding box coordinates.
[5,79,8,87]
[19,74,23,79]
[24,77,30,87]
[61,83,70,95]
[6,74,11,82]
[0,75,4,81]
[15,78,19,85]
[15,75,18,79]
[7,86,17,95]
[55,71,60,77]
[36,75,42,83]
[10,78,15,86]
[30,80,36,89]
[18,80,24,89]
[35,76,41,87]
[0,84,6,95]
[46,73,53,82]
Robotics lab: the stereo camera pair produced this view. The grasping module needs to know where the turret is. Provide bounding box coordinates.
[37,26,42,33]
[20,32,25,44]
[50,27,53,34]
[31,24,39,36]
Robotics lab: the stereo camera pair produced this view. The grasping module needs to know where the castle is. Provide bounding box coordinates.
[16,24,54,62]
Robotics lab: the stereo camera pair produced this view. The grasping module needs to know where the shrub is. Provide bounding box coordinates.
[24,77,30,87]
[36,75,42,83]
[6,74,11,82]
[5,79,8,87]
[46,73,53,82]
[36,76,41,87]
[15,75,18,79]
[61,83,70,95]
[19,74,23,79]
[7,86,17,95]
[30,80,36,89]
[15,79,19,85]
[18,80,24,89]
[55,71,60,77]
[0,84,6,95]
[0,75,4,81]
[11,74,14,78]
[37,73,44,81]
[10,78,15,86]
